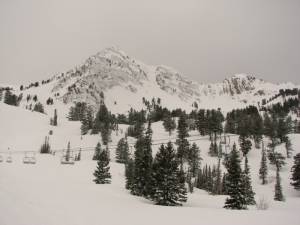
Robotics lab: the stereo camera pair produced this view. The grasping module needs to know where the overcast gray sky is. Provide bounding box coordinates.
[0,0,300,85]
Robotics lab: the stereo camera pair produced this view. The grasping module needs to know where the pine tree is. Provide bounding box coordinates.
[132,123,153,197]
[291,153,300,190]
[187,143,202,177]
[239,135,252,156]
[151,142,187,206]
[243,157,256,205]
[212,158,222,195]
[33,102,45,113]
[162,114,176,136]
[116,137,129,163]
[125,158,135,190]
[53,109,58,126]
[206,166,213,192]
[224,143,247,209]
[284,136,293,158]
[259,142,268,185]
[274,168,284,201]
[93,147,111,184]
[176,113,190,169]
[222,173,228,195]
[177,168,188,203]
[77,148,81,161]
[65,141,71,162]
[93,142,102,160]
[81,110,90,135]
[208,140,218,157]
[196,109,208,136]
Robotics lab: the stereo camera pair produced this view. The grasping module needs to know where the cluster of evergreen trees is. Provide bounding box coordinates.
[194,108,224,139]
[123,120,191,206]
[225,106,263,146]
[68,101,117,145]
[3,89,22,106]
[40,136,51,154]
[196,162,224,195]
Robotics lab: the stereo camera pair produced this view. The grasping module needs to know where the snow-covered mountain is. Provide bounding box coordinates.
[7,46,299,113]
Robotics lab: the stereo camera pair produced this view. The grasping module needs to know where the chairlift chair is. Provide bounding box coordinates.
[6,155,12,163]
[23,152,36,164]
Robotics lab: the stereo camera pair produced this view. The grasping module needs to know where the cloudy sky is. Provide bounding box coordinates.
[0,0,299,85]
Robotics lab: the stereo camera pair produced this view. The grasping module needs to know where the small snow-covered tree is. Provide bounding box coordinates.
[162,114,176,136]
[116,137,129,163]
[93,142,102,160]
[187,142,202,177]
[243,157,256,205]
[176,113,189,169]
[239,135,252,156]
[125,158,135,190]
[274,169,284,201]
[93,147,111,184]
[259,144,268,185]
[291,153,300,190]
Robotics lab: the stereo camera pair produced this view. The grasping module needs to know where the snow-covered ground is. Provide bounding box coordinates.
[1,102,300,225]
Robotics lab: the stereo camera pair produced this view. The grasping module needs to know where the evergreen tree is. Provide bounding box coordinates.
[212,158,222,195]
[196,109,208,136]
[93,142,102,160]
[284,136,293,158]
[176,113,190,169]
[259,142,268,185]
[53,109,58,126]
[116,137,129,163]
[40,136,51,154]
[151,142,187,206]
[208,140,218,157]
[65,141,71,162]
[93,147,111,184]
[239,135,252,156]
[132,123,153,197]
[33,102,45,113]
[177,168,188,203]
[80,110,91,135]
[224,143,247,209]
[162,114,176,136]
[187,143,202,177]
[77,148,81,161]
[243,157,256,205]
[274,168,284,201]
[125,158,135,190]
[92,103,112,145]
[291,153,300,190]
[222,173,228,195]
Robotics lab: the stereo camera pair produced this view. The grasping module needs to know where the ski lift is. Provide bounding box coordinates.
[23,152,36,164]
[0,154,3,163]
[6,153,12,163]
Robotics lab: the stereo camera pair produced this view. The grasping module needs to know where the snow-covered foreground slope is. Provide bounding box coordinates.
[1,154,299,225]
[1,102,300,225]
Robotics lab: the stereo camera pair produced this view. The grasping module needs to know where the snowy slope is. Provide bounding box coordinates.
[1,103,300,225]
